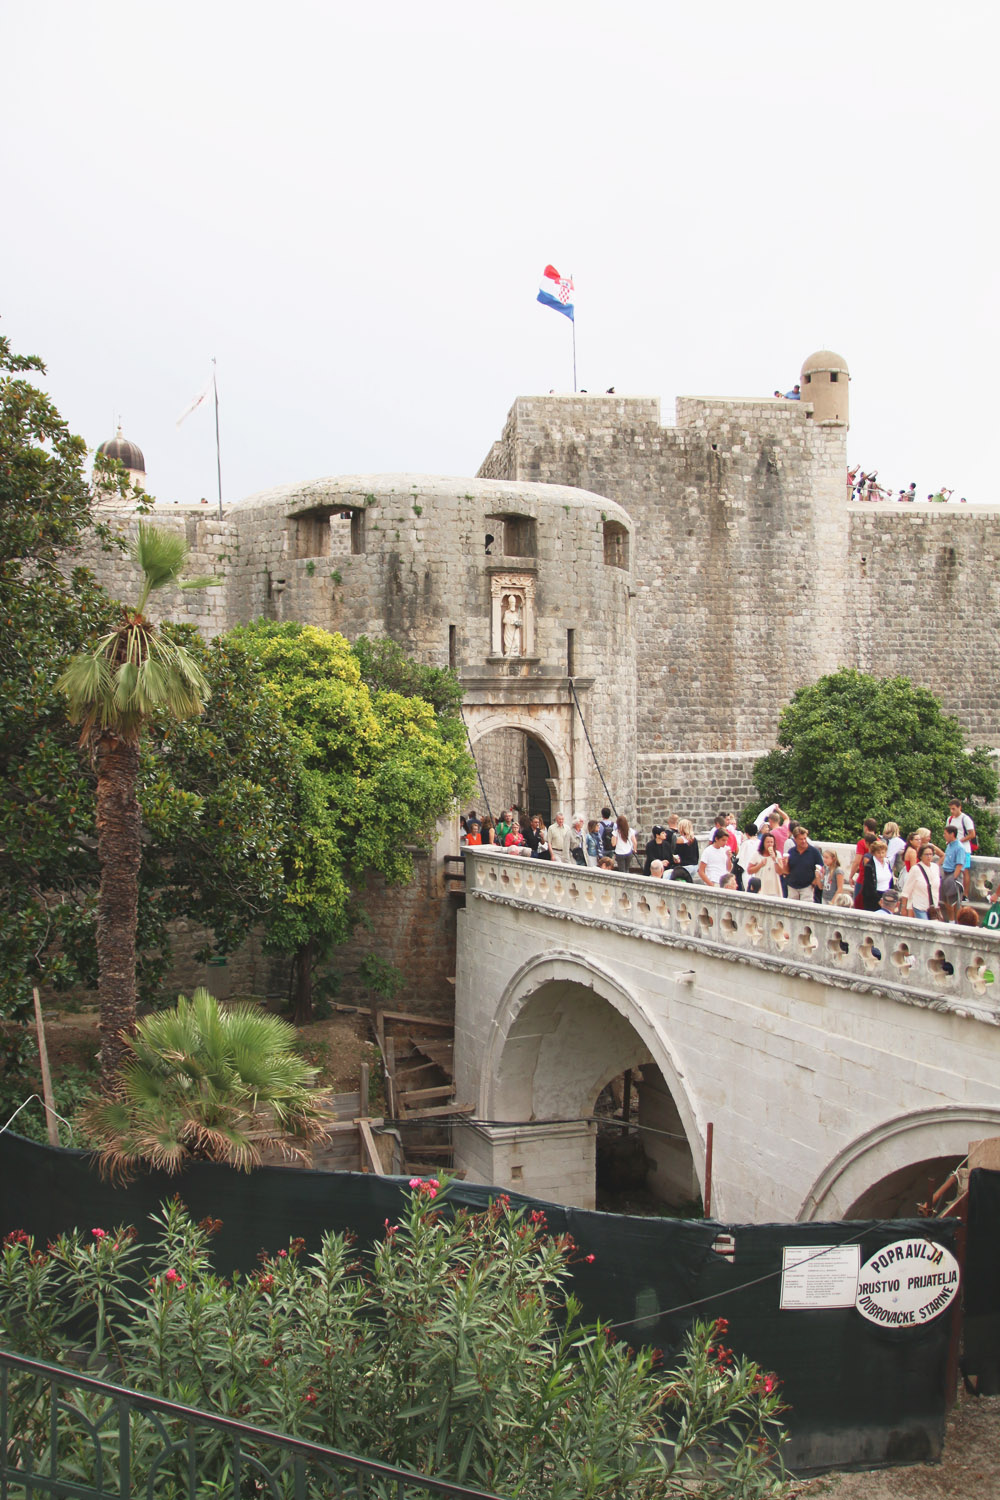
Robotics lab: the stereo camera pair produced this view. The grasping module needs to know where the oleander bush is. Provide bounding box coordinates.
[0,1183,789,1498]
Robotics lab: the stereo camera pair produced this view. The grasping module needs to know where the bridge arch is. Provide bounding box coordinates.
[480,950,704,1205]
[798,1105,1000,1221]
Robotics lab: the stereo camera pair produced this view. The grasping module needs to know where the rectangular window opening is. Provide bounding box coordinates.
[567,628,575,678]
[449,624,457,669]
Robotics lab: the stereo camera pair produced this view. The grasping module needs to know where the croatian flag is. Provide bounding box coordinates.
[537,264,574,321]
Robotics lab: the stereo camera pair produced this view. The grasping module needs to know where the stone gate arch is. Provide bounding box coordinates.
[469,950,704,1208]
[798,1105,1000,1221]
[466,712,570,822]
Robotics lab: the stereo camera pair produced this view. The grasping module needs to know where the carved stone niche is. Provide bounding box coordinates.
[491,572,536,659]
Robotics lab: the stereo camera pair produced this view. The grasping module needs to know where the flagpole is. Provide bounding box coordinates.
[571,273,577,392]
[212,357,223,521]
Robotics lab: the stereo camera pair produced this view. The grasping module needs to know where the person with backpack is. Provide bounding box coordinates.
[940,825,972,920]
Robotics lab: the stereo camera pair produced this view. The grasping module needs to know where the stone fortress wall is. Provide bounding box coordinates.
[74,354,1000,1002]
[478,375,1000,828]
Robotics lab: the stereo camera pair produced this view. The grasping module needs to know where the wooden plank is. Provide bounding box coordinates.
[358,1119,386,1176]
[32,988,59,1147]
[399,1084,456,1105]
[382,1010,454,1028]
[333,1003,453,1028]
[407,1040,454,1076]
[384,1035,398,1118]
[396,1101,473,1121]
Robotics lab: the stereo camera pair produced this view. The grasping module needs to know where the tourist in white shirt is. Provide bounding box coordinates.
[698,828,732,887]
[547,812,570,862]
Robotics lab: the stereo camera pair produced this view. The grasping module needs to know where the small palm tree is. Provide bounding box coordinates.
[58,524,217,1089]
[83,988,324,1177]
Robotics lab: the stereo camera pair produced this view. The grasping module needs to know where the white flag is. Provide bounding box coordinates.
[176,375,214,427]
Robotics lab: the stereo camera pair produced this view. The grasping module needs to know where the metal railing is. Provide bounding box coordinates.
[0,1349,506,1500]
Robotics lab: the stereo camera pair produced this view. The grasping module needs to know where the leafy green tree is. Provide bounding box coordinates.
[230,622,475,1023]
[141,628,301,962]
[352,633,465,727]
[82,988,322,1176]
[58,525,218,1088]
[748,669,998,849]
[0,334,139,1088]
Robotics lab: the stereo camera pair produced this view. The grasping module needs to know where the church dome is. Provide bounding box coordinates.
[801,349,849,378]
[97,426,145,473]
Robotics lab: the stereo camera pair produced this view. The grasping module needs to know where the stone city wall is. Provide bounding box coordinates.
[476,394,849,830]
[847,505,1000,749]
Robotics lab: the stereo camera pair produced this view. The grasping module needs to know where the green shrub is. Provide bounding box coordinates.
[0,1185,789,1497]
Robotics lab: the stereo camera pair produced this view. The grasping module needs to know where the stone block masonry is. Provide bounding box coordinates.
[478,392,850,830]
[67,368,1000,1020]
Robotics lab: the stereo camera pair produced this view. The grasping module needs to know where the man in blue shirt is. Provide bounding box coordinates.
[784,827,824,901]
[940,826,971,921]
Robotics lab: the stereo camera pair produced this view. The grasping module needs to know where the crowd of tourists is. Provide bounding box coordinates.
[460,798,989,925]
[846,468,965,505]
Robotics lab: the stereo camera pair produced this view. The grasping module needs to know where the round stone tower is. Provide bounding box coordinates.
[96,425,146,494]
[800,350,849,426]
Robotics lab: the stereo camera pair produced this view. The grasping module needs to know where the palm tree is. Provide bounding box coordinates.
[58,524,217,1090]
[82,988,323,1176]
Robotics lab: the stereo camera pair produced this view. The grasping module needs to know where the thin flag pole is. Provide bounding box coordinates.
[212,357,223,520]
[571,274,577,392]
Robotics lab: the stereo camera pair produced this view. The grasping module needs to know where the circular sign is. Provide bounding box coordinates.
[855,1239,960,1328]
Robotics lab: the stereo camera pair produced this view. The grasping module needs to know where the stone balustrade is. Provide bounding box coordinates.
[465,848,1000,1024]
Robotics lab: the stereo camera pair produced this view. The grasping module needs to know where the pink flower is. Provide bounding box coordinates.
[278,1249,287,1258]
[303,1388,317,1404]
[764,1374,777,1395]
[425,1186,438,1199]
[164,1267,180,1282]
[91,1228,107,1240]
[585,1254,595,1264]
[409,1177,421,1189]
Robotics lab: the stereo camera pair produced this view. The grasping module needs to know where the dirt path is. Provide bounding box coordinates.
[792,1392,1000,1498]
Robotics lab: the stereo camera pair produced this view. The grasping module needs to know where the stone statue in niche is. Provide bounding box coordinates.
[490,571,534,658]
[502,592,524,656]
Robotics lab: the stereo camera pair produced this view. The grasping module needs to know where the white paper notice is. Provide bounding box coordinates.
[780,1244,861,1310]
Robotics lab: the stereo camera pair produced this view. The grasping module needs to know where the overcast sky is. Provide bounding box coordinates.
[3,2,997,507]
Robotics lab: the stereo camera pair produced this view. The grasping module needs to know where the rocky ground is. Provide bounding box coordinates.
[791,1391,1000,1498]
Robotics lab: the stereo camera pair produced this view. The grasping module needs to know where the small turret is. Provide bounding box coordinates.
[801,350,849,427]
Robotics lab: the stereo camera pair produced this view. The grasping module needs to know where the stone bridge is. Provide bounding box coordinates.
[453,849,1000,1222]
